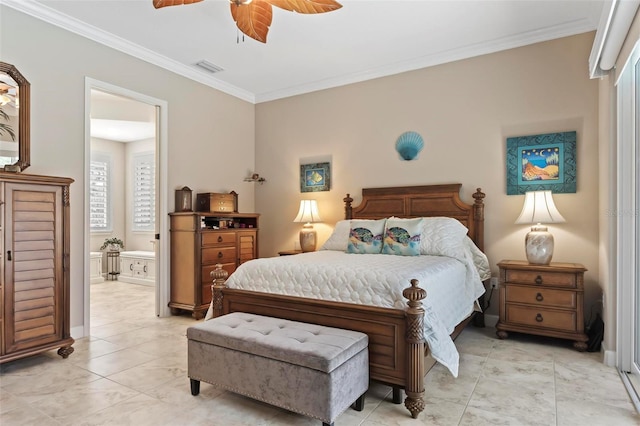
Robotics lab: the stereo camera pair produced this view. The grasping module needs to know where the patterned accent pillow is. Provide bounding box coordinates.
[347,219,386,254]
[382,218,424,256]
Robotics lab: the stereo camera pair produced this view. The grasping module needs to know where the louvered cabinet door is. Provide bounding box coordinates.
[1,174,74,363]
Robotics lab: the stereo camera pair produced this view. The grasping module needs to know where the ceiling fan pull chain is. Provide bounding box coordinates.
[236,28,245,44]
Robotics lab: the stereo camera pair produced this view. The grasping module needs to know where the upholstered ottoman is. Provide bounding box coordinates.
[187,312,369,426]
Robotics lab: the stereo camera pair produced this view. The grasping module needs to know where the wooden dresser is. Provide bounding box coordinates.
[169,212,259,319]
[1,172,74,363]
[496,259,588,351]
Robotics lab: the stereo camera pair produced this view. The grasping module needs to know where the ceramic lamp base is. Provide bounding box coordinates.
[525,225,554,265]
[299,224,317,252]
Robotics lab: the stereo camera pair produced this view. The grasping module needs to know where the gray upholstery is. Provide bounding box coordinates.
[187,312,369,424]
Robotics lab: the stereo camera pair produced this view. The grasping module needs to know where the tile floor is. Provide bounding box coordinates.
[1,281,638,426]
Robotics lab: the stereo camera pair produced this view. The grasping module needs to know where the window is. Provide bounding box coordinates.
[132,152,155,231]
[90,152,111,231]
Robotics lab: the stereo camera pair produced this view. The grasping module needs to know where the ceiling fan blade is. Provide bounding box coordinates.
[230,1,273,43]
[267,0,342,14]
[152,0,203,9]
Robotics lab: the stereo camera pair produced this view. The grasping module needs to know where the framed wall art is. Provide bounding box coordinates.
[506,131,577,195]
[300,162,331,192]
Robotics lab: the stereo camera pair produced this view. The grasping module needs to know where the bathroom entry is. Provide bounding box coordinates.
[88,89,158,309]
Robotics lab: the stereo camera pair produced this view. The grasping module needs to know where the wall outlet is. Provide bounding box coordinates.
[490,277,499,289]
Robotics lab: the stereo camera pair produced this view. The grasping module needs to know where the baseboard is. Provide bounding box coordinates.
[71,325,86,340]
[602,341,617,367]
[484,314,498,328]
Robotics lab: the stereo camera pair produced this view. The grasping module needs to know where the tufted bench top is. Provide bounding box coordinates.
[187,312,368,373]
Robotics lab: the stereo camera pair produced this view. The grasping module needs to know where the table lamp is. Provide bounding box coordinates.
[515,190,565,265]
[293,200,321,252]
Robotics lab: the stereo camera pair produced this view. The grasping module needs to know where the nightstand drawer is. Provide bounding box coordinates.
[505,269,576,288]
[506,304,576,332]
[505,285,576,309]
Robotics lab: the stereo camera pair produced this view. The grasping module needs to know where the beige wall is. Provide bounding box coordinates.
[1,6,256,330]
[255,32,600,317]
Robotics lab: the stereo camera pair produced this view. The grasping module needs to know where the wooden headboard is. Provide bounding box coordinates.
[343,183,485,251]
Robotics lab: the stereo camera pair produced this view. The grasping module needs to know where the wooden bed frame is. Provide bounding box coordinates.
[210,183,485,419]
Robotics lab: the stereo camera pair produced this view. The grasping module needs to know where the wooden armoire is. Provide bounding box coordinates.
[0,172,74,363]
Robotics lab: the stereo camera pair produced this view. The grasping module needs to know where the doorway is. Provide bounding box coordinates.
[84,78,170,337]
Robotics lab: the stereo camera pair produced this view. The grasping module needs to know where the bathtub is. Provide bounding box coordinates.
[119,251,156,286]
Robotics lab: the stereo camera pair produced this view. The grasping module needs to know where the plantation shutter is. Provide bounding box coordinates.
[90,153,111,231]
[133,152,155,231]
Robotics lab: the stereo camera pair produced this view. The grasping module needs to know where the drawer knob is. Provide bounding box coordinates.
[535,275,543,284]
[144,265,147,273]
[218,236,223,243]
[535,313,544,322]
[536,292,544,302]
[217,251,223,258]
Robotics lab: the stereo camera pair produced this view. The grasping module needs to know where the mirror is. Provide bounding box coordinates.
[0,62,30,172]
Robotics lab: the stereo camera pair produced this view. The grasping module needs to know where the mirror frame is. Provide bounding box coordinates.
[0,62,30,172]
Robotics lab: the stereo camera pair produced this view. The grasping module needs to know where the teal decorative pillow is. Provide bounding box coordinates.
[382,218,424,256]
[347,219,386,254]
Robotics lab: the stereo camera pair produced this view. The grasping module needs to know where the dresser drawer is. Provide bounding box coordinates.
[202,232,236,246]
[505,269,576,288]
[505,304,576,332]
[505,285,576,309]
[202,247,236,264]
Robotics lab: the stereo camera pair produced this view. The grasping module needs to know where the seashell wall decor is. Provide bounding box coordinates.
[395,131,424,161]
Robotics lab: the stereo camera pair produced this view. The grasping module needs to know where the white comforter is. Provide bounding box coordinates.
[207,243,488,377]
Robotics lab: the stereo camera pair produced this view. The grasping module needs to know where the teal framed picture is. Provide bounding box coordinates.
[506,131,576,195]
[300,162,330,192]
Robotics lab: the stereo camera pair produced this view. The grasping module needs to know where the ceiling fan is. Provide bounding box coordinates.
[152,0,343,43]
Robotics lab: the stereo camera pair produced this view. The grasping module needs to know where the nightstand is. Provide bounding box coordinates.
[496,260,588,351]
[278,250,303,256]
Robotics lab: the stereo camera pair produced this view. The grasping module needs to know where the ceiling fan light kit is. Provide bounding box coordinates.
[153,0,342,43]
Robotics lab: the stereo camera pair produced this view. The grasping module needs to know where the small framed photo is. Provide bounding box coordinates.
[300,162,331,193]
[506,131,577,195]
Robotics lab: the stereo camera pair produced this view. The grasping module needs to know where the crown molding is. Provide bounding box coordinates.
[2,0,599,105]
[0,0,256,103]
[255,17,598,103]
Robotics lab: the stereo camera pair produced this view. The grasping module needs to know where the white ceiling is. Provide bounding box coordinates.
[4,0,605,104]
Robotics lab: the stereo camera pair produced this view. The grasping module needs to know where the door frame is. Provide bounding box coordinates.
[83,78,170,337]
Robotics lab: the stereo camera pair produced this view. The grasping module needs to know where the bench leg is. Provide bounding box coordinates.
[351,392,366,411]
[190,379,200,396]
[392,386,402,404]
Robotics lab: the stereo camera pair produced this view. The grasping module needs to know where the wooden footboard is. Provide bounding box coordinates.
[210,265,428,418]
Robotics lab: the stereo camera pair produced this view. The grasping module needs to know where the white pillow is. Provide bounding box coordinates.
[320,220,351,251]
[420,217,468,258]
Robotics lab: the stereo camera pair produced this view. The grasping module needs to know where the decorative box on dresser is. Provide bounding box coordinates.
[496,259,588,351]
[169,212,259,319]
[0,172,74,363]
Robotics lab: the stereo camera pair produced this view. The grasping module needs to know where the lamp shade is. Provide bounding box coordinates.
[293,200,322,224]
[515,191,565,225]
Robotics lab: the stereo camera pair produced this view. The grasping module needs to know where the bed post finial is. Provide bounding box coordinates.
[210,264,229,318]
[344,193,353,219]
[402,279,427,418]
